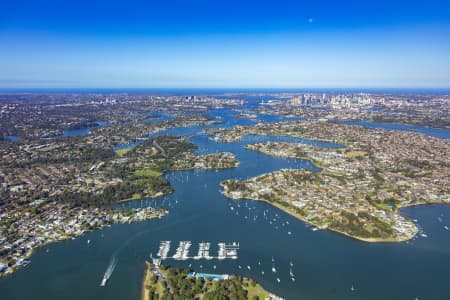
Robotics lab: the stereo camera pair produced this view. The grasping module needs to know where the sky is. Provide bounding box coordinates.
[1,0,450,89]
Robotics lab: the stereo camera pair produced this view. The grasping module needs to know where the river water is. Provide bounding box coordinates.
[1,109,449,300]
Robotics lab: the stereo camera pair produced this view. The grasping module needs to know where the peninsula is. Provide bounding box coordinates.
[142,262,283,300]
[217,121,449,242]
[0,107,240,278]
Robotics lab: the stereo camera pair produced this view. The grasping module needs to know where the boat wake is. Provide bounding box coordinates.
[100,255,117,286]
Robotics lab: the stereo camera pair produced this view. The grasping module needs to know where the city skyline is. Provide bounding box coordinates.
[1,0,450,88]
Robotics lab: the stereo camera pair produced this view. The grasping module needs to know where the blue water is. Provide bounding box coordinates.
[342,120,449,139]
[1,109,449,300]
[5,135,21,142]
[62,121,108,137]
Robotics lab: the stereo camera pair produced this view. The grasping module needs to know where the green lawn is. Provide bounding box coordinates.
[243,278,269,299]
[134,169,163,177]
[115,147,133,156]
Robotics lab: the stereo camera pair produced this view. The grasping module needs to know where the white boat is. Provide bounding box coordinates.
[351,285,356,292]
[272,267,277,273]
[247,265,251,270]
[100,277,108,287]
[276,278,280,283]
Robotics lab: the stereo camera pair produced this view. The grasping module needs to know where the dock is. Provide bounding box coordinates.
[157,241,171,259]
[156,241,239,261]
[194,242,213,260]
[173,241,191,260]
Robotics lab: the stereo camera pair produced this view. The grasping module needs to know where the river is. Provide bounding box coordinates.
[1,109,449,300]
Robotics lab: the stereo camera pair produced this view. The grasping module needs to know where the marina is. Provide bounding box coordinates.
[157,241,171,259]
[156,241,239,261]
[194,242,213,260]
[173,241,191,260]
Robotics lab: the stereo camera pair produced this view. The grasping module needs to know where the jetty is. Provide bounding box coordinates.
[157,241,171,259]
[173,241,191,260]
[156,241,239,261]
[194,242,213,260]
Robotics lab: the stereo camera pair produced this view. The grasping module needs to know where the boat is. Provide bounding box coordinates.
[351,285,356,292]
[272,267,277,273]
[100,277,108,287]
[276,278,280,283]
[247,265,251,270]
[100,256,117,287]
[261,271,264,275]
[291,277,295,282]
[444,226,449,230]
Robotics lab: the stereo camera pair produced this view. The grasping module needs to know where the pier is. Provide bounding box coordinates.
[155,241,239,261]
[157,241,171,259]
[173,241,191,260]
[194,242,213,260]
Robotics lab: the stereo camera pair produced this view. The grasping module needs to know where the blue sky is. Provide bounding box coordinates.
[1,0,450,88]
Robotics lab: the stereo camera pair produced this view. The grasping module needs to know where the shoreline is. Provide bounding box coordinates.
[220,182,425,243]
[0,208,168,279]
[141,262,283,300]
[141,261,151,300]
